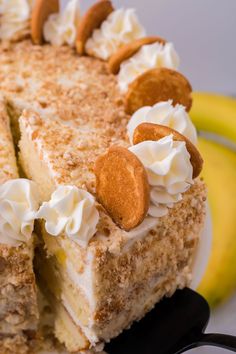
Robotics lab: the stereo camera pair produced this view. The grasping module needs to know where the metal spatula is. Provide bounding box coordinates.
[105,288,236,354]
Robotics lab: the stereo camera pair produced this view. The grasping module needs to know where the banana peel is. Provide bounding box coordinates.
[190,93,236,307]
[197,138,236,307]
[191,92,236,145]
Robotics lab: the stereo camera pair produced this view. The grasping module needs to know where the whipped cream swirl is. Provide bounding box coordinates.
[85,8,146,60]
[118,42,179,92]
[127,100,198,145]
[129,135,193,217]
[0,0,33,41]
[37,186,99,247]
[0,179,39,246]
[43,0,80,46]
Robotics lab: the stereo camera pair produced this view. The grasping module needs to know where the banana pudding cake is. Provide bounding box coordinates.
[0,0,207,352]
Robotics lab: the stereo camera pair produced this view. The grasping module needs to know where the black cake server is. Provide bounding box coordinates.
[105,287,236,354]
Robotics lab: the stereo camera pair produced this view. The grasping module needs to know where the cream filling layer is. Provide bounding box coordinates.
[61,294,99,345]
[60,265,192,344]
[66,252,95,310]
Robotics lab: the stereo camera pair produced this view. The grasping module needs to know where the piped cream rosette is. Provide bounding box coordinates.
[0,0,33,41]
[0,178,99,248]
[43,0,81,46]
[0,179,39,246]
[129,135,194,218]
[117,41,179,93]
[127,101,198,145]
[126,98,203,228]
[37,185,99,248]
[84,8,146,60]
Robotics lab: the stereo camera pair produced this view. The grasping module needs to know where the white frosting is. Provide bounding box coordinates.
[85,8,146,60]
[127,100,198,145]
[118,42,180,92]
[191,203,212,290]
[129,135,193,217]
[62,294,99,344]
[0,179,39,246]
[0,0,32,40]
[66,255,95,310]
[37,185,99,247]
[122,217,159,252]
[43,0,80,46]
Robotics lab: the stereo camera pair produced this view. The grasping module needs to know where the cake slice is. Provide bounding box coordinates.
[19,109,206,352]
[0,99,38,353]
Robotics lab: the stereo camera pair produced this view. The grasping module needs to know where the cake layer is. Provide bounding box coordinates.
[35,238,92,329]
[54,300,90,352]
[40,283,90,353]
[0,99,38,352]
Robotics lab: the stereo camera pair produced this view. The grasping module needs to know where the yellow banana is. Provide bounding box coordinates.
[189,93,236,306]
[191,92,236,144]
[197,138,236,307]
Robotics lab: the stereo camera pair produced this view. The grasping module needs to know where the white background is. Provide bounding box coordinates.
[79,0,236,95]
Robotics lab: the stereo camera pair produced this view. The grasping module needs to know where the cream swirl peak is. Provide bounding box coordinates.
[0,0,33,41]
[43,0,80,47]
[118,42,179,92]
[0,179,39,246]
[37,185,99,247]
[129,135,193,218]
[85,8,146,60]
[127,101,198,145]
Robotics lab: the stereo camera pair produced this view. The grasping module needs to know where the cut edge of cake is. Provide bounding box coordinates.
[0,98,39,353]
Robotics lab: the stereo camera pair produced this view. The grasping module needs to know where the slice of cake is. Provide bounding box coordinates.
[0,99,39,353]
[19,108,206,352]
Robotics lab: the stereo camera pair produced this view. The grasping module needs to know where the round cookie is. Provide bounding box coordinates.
[95,146,150,231]
[31,0,59,44]
[108,36,166,74]
[76,0,114,55]
[125,68,193,115]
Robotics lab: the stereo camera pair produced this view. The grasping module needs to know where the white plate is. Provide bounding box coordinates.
[191,203,212,290]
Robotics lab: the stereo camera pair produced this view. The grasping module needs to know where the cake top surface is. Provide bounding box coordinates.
[19,110,206,256]
[20,109,125,190]
[0,0,205,251]
[0,40,129,142]
[5,38,129,204]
